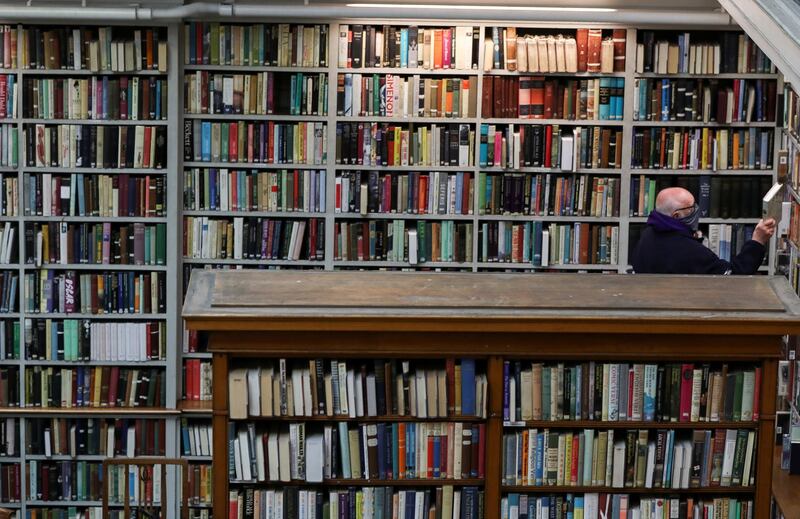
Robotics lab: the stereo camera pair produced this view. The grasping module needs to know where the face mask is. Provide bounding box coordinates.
[677,204,700,232]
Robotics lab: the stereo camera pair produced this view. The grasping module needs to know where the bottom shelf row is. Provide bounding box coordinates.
[224,486,754,519]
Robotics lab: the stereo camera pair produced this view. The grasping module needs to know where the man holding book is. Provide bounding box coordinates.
[631,187,775,274]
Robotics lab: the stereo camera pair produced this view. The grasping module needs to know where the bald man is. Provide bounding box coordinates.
[630,187,775,274]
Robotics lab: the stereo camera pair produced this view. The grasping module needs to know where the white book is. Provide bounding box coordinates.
[255,432,266,481]
[238,430,252,481]
[645,441,656,488]
[611,441,626,488]
[278,430,291,482]
[681,440,692,489]
[267,431,280,481]
[366,373,377,416]
[291,368,304,416]
[305,431,324,483]
[302,368,313,417]
[232,437,243,480]
[354,370,365,417]
[247,368,261,416]
[671,442,684,489]
[720,429,737,486]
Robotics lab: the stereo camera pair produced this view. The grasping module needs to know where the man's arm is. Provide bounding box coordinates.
[696,219,773,275]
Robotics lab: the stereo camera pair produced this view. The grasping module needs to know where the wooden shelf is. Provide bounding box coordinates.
[230,414,485,423]
[230,478,485,487]
[504,419,760,429]
[772,447,800,519]
[502,485,755,494]
[179,400,213,414]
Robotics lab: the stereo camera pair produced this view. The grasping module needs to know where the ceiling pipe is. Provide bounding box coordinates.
[0,1,735,25]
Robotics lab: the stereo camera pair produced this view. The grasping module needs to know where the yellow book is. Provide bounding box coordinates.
[701,127,709,170]
[394,127,402,165]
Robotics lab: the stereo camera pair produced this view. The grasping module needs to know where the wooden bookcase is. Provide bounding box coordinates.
[183,269,800,519]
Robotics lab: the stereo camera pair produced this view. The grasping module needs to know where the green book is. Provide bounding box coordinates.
[478,173,486,215]
[156,223,166,265]
[209,23,220,65]
[542,367,551,420]
[732,371,744,422]
[220,123,229,162]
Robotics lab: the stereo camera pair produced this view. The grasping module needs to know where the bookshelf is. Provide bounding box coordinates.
[183,269,800,519]
[0,22,181,519]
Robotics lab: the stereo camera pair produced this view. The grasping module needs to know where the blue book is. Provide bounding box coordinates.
[617,78,625,120]
[338,422,351,478]
[535,432,544,485]
[502,360,510,420]
[532,221,543,266]
[461,359,476,416]
[318,171,326,212]
[432,436,441,478]
[181,422,191,455]
[201,122,212,161]
[455,172,463,214]
[661,79,670,121]
[102,76,109,119]
[376,422,387,479]
[492,27,501,69]
[479,124,488,166]
[678,34,685,73]
[400,29,409,68]
[508,493,520,517]
[155,79,162,119]
[598,78,610,120]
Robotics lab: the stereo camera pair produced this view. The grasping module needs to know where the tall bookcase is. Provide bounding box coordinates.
[183,270,800,519]
[0,22,183,519]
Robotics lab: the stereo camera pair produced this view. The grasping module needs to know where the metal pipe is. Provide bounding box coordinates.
[0,1,734,26]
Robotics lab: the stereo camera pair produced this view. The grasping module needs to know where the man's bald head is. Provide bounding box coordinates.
[655,187,695,217]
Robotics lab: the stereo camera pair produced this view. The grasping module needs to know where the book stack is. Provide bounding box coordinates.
[336,171,473,216]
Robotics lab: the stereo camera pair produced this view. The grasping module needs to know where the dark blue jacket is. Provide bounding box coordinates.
[630,211,765,275]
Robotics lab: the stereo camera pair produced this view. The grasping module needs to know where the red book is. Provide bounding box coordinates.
[571,435,580,484]
[586,29,602,73]
[493,76,503,119]
[267,122,275,163]
[247,123,254,162]
[576,29,589,72]
[579,223,589,264]
[199,71,208,114]
[142,126,152,168]
[229,122,238,162]
[543,81,555,119]
[439,435,448,477]
[481,76,493,119]
[108,366,120,407]
[752,367,761,420]
[679,363,694,422]
[119,76,129,119]
[445,359,455,415]
[544,126,553,168]
[612,29,627,72]
[470,424,480,478]
[628,367,635,418]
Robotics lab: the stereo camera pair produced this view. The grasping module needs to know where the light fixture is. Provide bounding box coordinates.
[346,3,618,12]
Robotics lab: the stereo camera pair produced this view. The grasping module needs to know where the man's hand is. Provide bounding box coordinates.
[752,218,776,245]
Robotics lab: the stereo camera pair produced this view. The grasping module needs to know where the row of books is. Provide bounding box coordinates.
[482,76,625,121]
[335,171,473,216]
[0,124,18,167]
[0,221,15,264]
[26,417,166,456]
[0,367,18,407]
[501,494,752,519]
[184,71,328,116]
[336,122,473,167]
[479,124,624,171]
[183,359,212,402]
[478,173,620,217]
[0,320,19,359]
[502,362,761,423]
[186,119,327,165]
[181,419,212,457]
[183,216,324,261]
[228,486,484,519]
[23,173,166,218]
[228,421,486,482]
[0,26,15,69]
[0,271,17,312]
[785,85,800,138]
[338,74,478,119]
[184,22,329,68]
[24,319,166,362]
[23,366,165,408]
[23,270,166,315]
[632,78,777,123]
[183,168,327,214]
[24,123,168,169]
[334,220,473,264]
[228,358,485,419]
[478,222,619,266]
[0,74,16,119]
[3,460,103,502]
[105,463,164,507]
[629,175,770,219]
[635,31,773,75]
[630,127,774,171]
[185,463,212,507]
[18,26,167,72]
[0,417,15,455]
[706,224,757,263]
[485,28,625,74]
[501,428,756,489]
[23,76,167,121]
[26,222,166,266]
[338,25,480,71]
